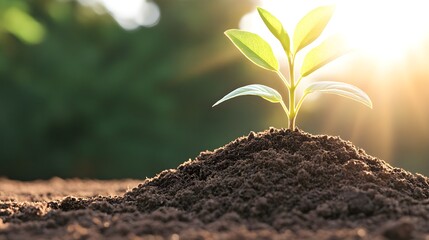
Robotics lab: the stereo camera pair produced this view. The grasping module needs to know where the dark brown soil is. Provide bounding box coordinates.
[1,128,429,239]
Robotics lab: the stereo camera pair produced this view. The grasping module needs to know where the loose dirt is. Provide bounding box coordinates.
[1,128,428,239]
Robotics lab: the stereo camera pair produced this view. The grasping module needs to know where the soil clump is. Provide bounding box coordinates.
[1,128,429,239]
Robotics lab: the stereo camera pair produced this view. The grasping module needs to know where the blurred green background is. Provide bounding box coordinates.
[1,0,429,180]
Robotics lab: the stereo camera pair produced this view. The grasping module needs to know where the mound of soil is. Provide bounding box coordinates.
[1,128,429,239]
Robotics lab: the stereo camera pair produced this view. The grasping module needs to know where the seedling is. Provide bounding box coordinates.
[213,6,372,130]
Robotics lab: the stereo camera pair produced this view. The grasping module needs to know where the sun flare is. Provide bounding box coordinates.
[334,0,429,61]
[240,0,429,63]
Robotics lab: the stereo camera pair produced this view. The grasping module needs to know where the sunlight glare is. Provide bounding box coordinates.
[334,0,429,61]
[241,0,429,63]
[78,0,160,30]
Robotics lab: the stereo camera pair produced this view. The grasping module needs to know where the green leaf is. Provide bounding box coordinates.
[304,81,372,108]
[301,34,350,77]
[292,5,335,55]
[225,29,279,71]
[257,7,290,55]
[213,84,282,107]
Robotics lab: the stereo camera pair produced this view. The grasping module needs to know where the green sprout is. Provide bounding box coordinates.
[213,5,372,130]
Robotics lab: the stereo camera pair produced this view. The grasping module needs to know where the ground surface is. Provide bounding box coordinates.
[1,128,429,240]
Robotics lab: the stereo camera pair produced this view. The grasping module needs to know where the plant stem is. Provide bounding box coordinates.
[295,76,303,87]
[280,101,290,118]
[288,55,296,130]
[295,93,308,116]
[277,71,292,125]
[277,72,290,90]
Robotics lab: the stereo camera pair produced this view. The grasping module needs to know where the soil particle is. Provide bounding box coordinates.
[1,128,429,239]
[381,218,415,240]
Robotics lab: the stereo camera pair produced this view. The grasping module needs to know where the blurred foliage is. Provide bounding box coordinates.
[1,0,429,180]
[0,0,277,180]
[0,1,44,44]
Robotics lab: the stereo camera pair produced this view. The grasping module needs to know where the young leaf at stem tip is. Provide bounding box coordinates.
[257,7,291,55]
[293,5,335,55]
[212,84,282,107]
[225,29,279,72]
[303,81,373,108]
[301,34,351,77]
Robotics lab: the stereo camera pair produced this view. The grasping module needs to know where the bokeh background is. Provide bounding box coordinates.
[1,0,428,180]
